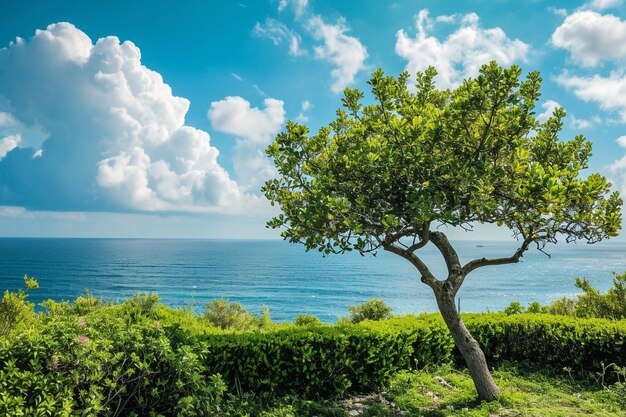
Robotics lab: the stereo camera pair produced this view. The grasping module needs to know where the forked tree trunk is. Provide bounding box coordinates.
[433,285,500,401]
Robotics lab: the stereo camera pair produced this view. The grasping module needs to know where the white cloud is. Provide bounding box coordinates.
[395,9,529,89]
[537,100,562,122]
[306,15,368,93]
[548,7,568,17]
[435,14,457,24]
[552,11,626,67]
[278,0,308,19]
[208,96,285,144]
[0,22,252,213]
[209,96,285,192]
[0,134,20,159]
[555,72,626,122]
[296,99,313,122]
[608,135,626,194]
[253,18,306,56]
[570,115,593,129]
[590,0,623,10]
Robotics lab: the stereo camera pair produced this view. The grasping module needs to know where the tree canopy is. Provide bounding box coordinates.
[263,62,622,259]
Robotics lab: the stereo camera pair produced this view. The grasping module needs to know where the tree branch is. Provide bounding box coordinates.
[429,231,462,276]
[406,222,431,253]
[462,236,534,275]
[384,243,439,289]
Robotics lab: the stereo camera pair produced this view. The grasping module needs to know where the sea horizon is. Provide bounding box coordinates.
[2,237,625,322]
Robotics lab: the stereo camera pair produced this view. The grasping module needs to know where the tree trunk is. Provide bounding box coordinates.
[434,286,500,401]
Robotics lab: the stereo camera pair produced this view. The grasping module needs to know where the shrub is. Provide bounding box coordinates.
[549,296,577,316]
[204,299,254,330]
[200,320,451,398]
[517,271,626,319]
[348,299,392,323]
[0,275,38,336]
[293,314,322,326]
[122,292,160,320]
[504,301,525,315]
[527,301,548,314]
[465,313,626,377]
[0,312,226,416]
[575,272,626,319]
[72,290,105,315]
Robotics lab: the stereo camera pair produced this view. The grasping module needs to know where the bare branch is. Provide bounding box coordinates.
[462,236,534,275]
[430,231,462,276]
[384,243,439,289]
[406,222,431,253]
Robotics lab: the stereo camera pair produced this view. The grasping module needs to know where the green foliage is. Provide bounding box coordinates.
[294,314,322,326]
[464,313,626,378]
[123,292,160,319]
[575,272,626,319]
[1,287,625,414]
[263,62,622,256]
[256,305,274,329]
[204,298,255,330]
[510,271,626,319]
[0,311,226,416]
[0,275,38,336]
[527,301,549,314]
[200,319,452,399]
[504,301,525,315]
[348,299,393,323]
[549,296,577,316]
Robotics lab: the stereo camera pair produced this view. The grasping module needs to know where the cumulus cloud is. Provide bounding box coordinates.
[395,9,529,89]
[552,11,626,67]
[537,100,562,123]
[570,115,593,129]
[209,96,285,192]
[296,99,313,122]
[554,72,626,122]
[306,15,368,93]
[278,0,308,19]
[253,18,306,56]
[208,96,284,144]
[608,135,626,194]
[0,22,250,213]
[589,0,623,10]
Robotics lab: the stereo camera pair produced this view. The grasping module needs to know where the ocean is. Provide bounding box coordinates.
[1,238,624,322]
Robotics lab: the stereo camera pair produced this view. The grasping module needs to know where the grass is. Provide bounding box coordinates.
[221,365,626,417]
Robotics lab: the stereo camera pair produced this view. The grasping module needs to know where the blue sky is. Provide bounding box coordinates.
[1,0,626,239]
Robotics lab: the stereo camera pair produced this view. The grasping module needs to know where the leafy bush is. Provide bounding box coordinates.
[0,310,225,416]
[204,298,254,330]
[200,320,451,398]
[1,287,625,412]
[348,299,392,323]
[506,271,626,319]
[0,275,38,336]
[526,301,548,314]
[503,301,525,315]
[294,314,322,326]
[575,272,626,319]
[465,313,626,377]
[548,296,577,316]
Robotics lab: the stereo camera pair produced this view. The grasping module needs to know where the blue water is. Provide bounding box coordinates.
[0,238,624,322]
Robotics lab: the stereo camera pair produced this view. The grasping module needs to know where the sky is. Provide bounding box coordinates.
[1,0,626,239]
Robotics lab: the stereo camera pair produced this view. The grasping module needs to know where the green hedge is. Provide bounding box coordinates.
[464,313,626,371]
[197,314,626,397]
[199,319,453,398]
[1,310,624,414]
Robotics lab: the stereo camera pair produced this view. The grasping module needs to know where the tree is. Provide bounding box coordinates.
[262,62,622,401]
